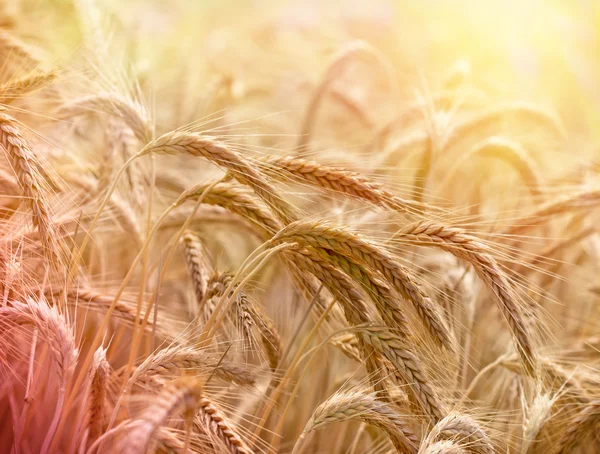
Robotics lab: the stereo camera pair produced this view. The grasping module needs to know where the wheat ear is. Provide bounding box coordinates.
[195,395,254,454]
[0,299,78,454]
[139,131,299,225]
[423,413,494,454]
[116,377,204,454]
[182,232,211,308]
[398,221,537,377]
[270,221,453,350]
[0,111,63,264]
[259,154,446,217]
[58,92,153,143]
[127,344,256,387]
[86,346,111,448]
[555,399,600,453]
[421,440,468,454]
[293,390,418,454]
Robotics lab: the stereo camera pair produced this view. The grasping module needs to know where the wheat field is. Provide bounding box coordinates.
[0,0,599,453]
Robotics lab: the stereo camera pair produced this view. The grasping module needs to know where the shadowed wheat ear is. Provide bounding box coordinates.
[420,413,494,454]
[115,377,204,454]
[396,220,537,377]
[86,346,111,449]
[270,221,453,351]
[0,111,64,264]
[194,395,254,454]
[249,302,282,371]
[359,324,446,421]
[203,272,255,347]
[46,286,159,332]
[284,247,391,399]
[292,390,419,454]
[210,271,282,371]
[182,232,211,308]
[0,298,78,454]
[139,131,299,225]
[258,154,446,217]
[555,398,600,453]
[310,246,410,333]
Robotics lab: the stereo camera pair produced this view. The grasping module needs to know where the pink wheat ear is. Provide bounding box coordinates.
[0,298,78,454]
[86,346,111,449]
[0,112,65,266]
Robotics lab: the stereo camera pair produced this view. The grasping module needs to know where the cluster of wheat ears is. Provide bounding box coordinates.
[0,0,599,453]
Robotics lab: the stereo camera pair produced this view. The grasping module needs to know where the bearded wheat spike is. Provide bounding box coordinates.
[176,180,282,237]
[311,246,409,332]
[139,131,299,225]
[285,247,391,399]
[421,441,468,454]
[286,247,444,420]
[195,395,254,454]
[87,346,110,447]
[249,303,282,371]
[182,232,211,308]
[0,29,42,68]
[271,221,453,351]
[116,377,204,454]
[504,189,600,235]
[298,40,396,151]
[423,413,494,454]
[555,399,600,453]
[259,154,446,217]
[294,390,419,454]
[0,69,56,103]
[127,344,256,387]
[441,137,542,197]
[398,220,537,377]
[0,112,63,264]
[0,299,78,453]
[359,324,446,421]
[58,92,153,143]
